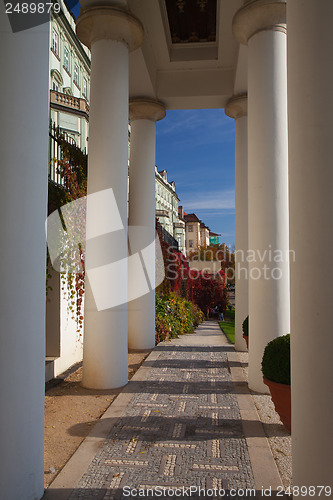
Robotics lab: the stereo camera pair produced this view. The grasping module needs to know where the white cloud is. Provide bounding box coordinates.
[180,189,235,210]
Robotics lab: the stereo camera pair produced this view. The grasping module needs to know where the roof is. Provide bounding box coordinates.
[184,213,201,223]
[209,231,221,236]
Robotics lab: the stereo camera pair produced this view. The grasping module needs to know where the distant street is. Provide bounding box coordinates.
[228,291,235,308]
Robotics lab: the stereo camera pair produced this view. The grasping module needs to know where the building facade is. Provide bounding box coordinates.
[49,0,90,151]
[183,212,213,257]
[155,168,186,255]
[209,231,221,245]
[200,222,210,248]
[46,0,91,381]
[2,1,331,497]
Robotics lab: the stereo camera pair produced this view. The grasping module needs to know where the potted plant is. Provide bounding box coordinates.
[242,315,249,349]
[261,334,291,433]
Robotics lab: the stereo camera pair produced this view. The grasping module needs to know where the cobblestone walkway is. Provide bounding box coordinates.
[67,321,255,499]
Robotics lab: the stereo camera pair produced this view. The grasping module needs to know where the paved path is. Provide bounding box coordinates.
[45,321,282,500]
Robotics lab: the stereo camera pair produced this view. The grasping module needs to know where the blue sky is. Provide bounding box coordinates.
[156,109,236,248]
[69,4,236,247]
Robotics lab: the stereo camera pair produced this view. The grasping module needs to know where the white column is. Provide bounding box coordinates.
[128,99,166,350]
[288,1,333,492]
[0,7,49,499]
[233,0,290,393]
[225,95,248,352]
[76,7,143,389]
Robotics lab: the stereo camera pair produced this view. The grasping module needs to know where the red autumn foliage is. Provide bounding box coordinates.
[156,220,228,315]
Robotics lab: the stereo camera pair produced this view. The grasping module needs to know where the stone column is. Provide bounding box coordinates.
[233,0,290,392]
[128,98,166,350]
[76,7,143,389]
[0,6,49,499]
[225,94,248,352]
[288,0,333,492]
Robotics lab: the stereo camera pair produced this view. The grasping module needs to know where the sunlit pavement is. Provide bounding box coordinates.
[44,321,282,500]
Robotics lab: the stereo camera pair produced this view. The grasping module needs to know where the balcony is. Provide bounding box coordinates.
[156,209,169,217]
[50,90,89,117]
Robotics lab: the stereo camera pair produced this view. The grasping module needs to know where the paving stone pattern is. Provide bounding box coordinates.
[69,334,255,499]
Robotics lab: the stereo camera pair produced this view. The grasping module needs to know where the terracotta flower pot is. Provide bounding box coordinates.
[263,376,291,433]
[243,334,248,349]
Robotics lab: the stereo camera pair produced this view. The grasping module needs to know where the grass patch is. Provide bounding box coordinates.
[224,308,235,322]
[219,321,235,344]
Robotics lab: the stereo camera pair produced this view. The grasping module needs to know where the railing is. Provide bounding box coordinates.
[48,121,87,186]
[50,90,89,115]
[159,225,179,251]
[156,210,169,217]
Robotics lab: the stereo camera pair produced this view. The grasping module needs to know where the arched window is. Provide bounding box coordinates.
[50,69,63,92]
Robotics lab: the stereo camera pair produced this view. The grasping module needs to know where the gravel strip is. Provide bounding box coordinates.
[238,352,292,488]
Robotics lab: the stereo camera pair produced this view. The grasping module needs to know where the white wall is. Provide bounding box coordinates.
[54,284,83,376]
[189,260,222,275]
[46,271,84,379]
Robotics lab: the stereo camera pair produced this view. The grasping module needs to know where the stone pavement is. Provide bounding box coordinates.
[44,321,282,500]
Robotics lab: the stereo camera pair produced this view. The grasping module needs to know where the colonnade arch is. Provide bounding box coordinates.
[0,0,332,497]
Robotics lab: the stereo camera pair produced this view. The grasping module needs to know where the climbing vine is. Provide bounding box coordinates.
[48,128,87,334]
[155,220,228,317]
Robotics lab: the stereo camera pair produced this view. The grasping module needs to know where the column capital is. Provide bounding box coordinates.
[129,98,166,122]
[76,6,144,51]
[233,0,286,46]
[225,94,248,120]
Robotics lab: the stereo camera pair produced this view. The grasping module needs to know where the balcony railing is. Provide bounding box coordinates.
[157,224,179,251]
[48,121,87,186]
[50,90,89,115]
[156,210,169,217]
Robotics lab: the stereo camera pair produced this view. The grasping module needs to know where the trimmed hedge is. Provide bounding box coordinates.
[242,315,249,336]
[261,334,290,385]
[155,293,204,344]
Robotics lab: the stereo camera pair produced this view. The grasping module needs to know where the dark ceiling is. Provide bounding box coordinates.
[165,0,217,44]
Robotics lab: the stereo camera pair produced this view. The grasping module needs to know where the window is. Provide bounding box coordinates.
[52,81,59,92]
[188,225,193,232]
[189,240,194,248]
[64,47,70,72]
[74,63,79,86]
[52,29,58,55]
[83,77,87,97]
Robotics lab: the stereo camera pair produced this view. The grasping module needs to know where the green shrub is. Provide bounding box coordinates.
[242,315,249,336]
[155,293,204,344]
[261,334,290,385]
